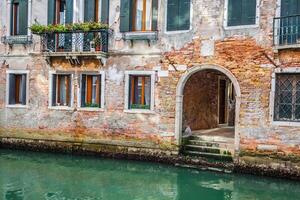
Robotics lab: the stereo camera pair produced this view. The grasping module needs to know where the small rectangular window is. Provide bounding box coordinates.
[227,0,256,27]
[8,73,27,105]
[274,74,300,122]
[120,0,158,32]
[166,0,191,31]
[52,74,72,107]
[11,0,28,35]
[128,75,151,109]
[81,74,101,108]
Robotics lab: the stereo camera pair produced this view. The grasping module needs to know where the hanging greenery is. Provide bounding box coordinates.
[30,22,109,34]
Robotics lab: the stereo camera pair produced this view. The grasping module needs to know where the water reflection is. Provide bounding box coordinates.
[0,149,300,200]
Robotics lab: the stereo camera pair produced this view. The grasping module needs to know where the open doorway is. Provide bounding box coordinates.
[182,69,236,140]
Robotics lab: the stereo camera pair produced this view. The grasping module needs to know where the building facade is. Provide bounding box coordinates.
[1,0,300,172]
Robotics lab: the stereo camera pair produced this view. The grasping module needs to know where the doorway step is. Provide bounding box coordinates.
[182,135,235,162]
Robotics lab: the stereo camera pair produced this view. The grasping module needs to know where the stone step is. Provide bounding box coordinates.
[187,140,234,149]
[183,150,233,161]
[189,135,235,144]
[184,145,234,156]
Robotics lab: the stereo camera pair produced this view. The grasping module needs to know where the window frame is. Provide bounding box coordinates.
[6,70,29,108]
[124,71,155,113]
[48,71,74,110]
[223,0,260,30]
[78,71,105,111]
[164,0,193,34]
[270,68,300,127]
[7,0,31,37]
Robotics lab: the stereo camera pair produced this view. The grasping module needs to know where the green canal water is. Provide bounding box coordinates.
[1,149,300,200]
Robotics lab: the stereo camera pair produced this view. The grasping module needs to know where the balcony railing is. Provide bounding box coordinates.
[273,15,300,48]
[40,29,109,54]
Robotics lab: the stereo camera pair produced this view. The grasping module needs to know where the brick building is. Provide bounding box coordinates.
[1,0,300,172]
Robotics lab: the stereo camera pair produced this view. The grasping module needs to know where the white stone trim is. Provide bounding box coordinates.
[164,0,193,34]
[77,71,106,110]
[269,67,300,127]
[6,69,30,108]
[175,64,241,154]
[124,70,155,113]
[48,71,75,109]
[223,0,260,30]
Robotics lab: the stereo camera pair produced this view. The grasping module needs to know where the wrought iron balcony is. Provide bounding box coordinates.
[273,15,300,49]
[40,29,109,54]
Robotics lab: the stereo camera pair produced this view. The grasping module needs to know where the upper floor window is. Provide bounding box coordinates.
[227,0,257,27]
[281,0,300,17]
[7,72,28,106]
[120,0,158,32]
[48,0,73,25]
[166,0,191,32]
[11,0,28,35]
[274,74,300,122]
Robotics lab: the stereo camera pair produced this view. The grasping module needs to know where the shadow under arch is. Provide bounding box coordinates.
[175,64,241,153]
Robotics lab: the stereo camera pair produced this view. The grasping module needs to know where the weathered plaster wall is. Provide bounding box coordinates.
[183,70,219,131]
[1,0,300,169]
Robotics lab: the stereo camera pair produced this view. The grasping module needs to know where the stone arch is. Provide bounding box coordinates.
[175,64,241,152]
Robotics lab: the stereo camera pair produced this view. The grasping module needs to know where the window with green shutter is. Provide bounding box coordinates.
[11,0,28,35]
[120,0,158,32]
[227,0,257,27]
[166,0,191,32]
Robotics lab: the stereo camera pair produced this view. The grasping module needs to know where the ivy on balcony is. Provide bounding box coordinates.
[30,22,109,35]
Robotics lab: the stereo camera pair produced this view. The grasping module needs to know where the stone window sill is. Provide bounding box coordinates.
[77,107,105,112]
[124,109,156,115]
[1,35,33,45]
[123,31,158,41]
[223,24,259,30]
[272,121,300,127]
[48,106,74,111]
[6,104,28,109]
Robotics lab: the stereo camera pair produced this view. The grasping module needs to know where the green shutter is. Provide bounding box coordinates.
[120,0,131,32]
[52,74,57,106]
[241,0,256,25]
[48,0,56,25]
[81,75,86,107]
[167,0,179,31]
[18,0,28,35]
[151,0,158,31]
[21,74,27,105]
[65,0,73,24]
[101,0,109,24]
[228,0,242,26]
[178,0,190,30]
[9,74,16,105]
[84,0,95,22]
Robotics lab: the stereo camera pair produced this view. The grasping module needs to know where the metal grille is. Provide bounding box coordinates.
[40,29,109,53]
[274,74,300,121]
[273,15,300,46]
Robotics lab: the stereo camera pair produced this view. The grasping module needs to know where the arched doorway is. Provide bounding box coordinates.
[175,64,241,155]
